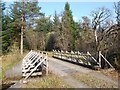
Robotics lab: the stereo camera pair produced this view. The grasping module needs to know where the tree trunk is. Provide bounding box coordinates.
[21,24,23,55]
[21,0,24,55]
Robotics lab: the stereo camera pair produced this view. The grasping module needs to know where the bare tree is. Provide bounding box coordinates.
[91,7,111,51]
[91,7,111,30]
[114,1,120,25]
[82,16,91,30]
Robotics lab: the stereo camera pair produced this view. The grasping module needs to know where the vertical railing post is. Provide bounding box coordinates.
[46,59,48,75]
[101,53,114,69]
[77,51,79,63]
[99,51,101,68]
[53,49,54,57]
[61,50,62,59]
[46,53,48,75]
[58,50,60,58]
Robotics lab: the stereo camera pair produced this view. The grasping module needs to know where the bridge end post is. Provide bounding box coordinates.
[46,53,48,76]
[99,51,101,68]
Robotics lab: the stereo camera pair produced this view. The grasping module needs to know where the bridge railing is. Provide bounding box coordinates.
[22,50,48,83]
[98,51,114,69]
[53,50,99,67]
[53,50,115,70]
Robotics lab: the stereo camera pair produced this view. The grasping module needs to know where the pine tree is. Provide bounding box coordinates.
[9,1,43,54]
[53,11,60,31]
[35,15,50,32]
[1,2,14,54]
[61,2,77,51]
[52,11,62,49]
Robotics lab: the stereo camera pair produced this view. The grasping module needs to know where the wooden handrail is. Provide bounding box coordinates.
[23,56,47,81]
[22,51,48,83]
[53,50,114,69]
[99,51,114,69]
[87,52,99,64]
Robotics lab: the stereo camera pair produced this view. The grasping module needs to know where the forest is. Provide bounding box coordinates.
[0,1,120,69]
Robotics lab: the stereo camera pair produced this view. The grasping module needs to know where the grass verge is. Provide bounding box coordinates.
[23,73,71,88]
[1,50,28,79]
[71,73,116,88]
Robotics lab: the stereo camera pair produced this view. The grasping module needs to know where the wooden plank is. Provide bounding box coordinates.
[23,72,42,77]
[87,52,98,64]
[22,53,37,68]
[23,56,47,81]
[22,50,48,82]
[100,53,114,69]
[23,51,36,62]
[22,52,39,71]
[22,56,41,73]
[24,54,40,68]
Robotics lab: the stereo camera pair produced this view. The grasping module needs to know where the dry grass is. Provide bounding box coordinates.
[47,51,53,57]
[100,69,118,80]
[0,57,2,79]
[1,50,28,79]
[71,73,115,88]
[23,74,71,88]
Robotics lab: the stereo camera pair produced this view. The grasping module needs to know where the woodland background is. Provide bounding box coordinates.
[0,1,120,69]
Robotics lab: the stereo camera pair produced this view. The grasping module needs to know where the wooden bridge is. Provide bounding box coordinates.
[52,50,115,70]
[22,50,48,83]
[21,49,114,83]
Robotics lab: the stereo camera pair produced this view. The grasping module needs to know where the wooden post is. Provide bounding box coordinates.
[45,52,48,75]
[77,51,80,63]
[58,50,60,58]
[101,53,114,69]
[99,51,101,68]
[53,50,54,57]
[46,58,48,75]
[61,50,64,59]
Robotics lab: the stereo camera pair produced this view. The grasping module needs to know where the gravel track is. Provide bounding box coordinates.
[48,57,118,88]
[5,57,118,88]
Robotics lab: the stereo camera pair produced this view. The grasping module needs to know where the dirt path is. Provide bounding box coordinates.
[48,58,91,88]
[48,57,118,88]
[6,57,118,88]
[5,61,22,78]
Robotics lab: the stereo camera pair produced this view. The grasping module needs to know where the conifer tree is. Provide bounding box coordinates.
[9,0,43,54]
[61,2,77,51]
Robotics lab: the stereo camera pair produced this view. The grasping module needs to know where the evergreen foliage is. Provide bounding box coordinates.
[1,1,120,68]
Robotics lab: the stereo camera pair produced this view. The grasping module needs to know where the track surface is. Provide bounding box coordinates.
[48,57,118,88]
[6,57,118,88]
